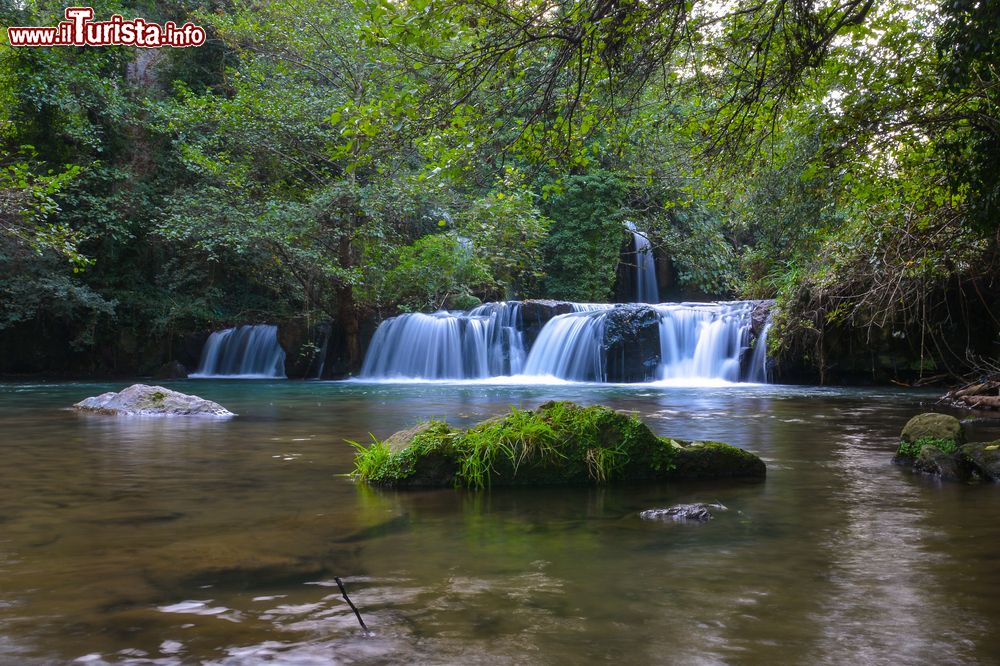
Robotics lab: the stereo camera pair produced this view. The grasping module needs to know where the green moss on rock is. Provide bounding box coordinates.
[896,413,964,461]
[959,441,1000,481]
[351,401,765,489]
[667,439,768,480]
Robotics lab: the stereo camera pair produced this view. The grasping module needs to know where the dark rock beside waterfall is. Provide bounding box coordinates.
[750,300,774,338]
[352,401,765,488]
[519,300,576,348]
[278,318,314,378]
[73,384,234,417]
[602,305,661,382]
[153,360,188,379]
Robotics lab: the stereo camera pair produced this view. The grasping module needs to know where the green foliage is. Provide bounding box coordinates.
[897,437,959,459]
[937,0,1000,233]
[540,172,628,302]
[0,149,86,266]
[1,0,998,381]
[350,401,670,489]
[455,176,550,298]
[384,233,494,312]
[660,204,738,296]
[350,435,395,482]
[351,422,458,484]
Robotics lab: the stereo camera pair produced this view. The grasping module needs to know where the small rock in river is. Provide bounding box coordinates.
[73,383,234,417]
[640,502,727,523]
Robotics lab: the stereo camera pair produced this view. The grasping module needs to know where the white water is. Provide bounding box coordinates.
[360,301,771,383]
[625,222,659,304]
[191,324,286,378]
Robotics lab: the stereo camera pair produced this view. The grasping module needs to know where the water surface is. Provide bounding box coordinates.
[1,380,999,664]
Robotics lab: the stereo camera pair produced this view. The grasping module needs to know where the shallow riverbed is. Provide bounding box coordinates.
[1,380,999,665]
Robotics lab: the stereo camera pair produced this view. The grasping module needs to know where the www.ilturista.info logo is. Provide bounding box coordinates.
[6,7,206,47]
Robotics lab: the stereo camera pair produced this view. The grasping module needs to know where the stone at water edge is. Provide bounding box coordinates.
[899,413,965,448]
[960,442,1000,482]
[913,444,972,481]
[73,384,234,416]
[893,412,965,466]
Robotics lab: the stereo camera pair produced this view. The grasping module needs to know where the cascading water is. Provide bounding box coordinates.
[192,324,287,378]
[359,311,492,380]
[656,302,757,382]
[625,222,659,304]
[747,320,772,383]
[521,308,610,381]
[360,300,773,383]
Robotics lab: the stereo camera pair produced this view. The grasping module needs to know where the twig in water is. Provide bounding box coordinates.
[335,576,372,636]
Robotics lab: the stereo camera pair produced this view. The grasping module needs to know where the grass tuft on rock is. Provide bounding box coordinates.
[897,436,959,459]
[350,401,764,489]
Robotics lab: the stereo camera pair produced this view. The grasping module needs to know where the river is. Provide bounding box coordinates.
[1,380,999,664]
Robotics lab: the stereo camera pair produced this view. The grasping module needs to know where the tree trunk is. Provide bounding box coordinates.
[338,235,361,370]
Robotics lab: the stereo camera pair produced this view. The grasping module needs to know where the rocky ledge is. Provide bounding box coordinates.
[893,412,1000,482]
[351,401,765,488]
[73,384,234,417]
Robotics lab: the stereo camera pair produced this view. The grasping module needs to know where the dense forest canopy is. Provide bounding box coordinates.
[0,0,997,381]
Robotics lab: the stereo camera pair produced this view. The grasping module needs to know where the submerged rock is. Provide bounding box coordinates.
[73,384,234,417]
[352,401,765,488]
[640,503,727,523]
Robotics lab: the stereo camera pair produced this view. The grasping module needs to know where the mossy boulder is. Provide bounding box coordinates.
[351,401,765,488]
[667,439,767,479]
[73,384,234,417]
[960,442,1000,481]
[896,413,965,461]
[913,444,973,481]
[892,412,1000,483]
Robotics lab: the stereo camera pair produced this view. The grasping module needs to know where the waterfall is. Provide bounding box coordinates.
[625,222,659,304]
[655,302,753,382]
[360,300,772,384]
[521,309,609,381]
[359,305,524,380]
[192,324,286,378]
[469,301,527,375]
[747,320,772,383]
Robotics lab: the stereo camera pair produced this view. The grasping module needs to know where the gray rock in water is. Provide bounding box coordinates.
[73,384,234,417]
[640,502,727,523]
[899,413,965,447]
[913,444,972,481]
[960,441,1000,481]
